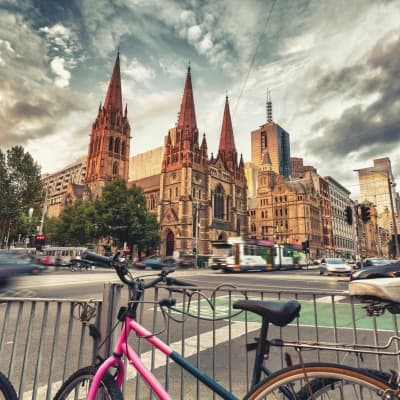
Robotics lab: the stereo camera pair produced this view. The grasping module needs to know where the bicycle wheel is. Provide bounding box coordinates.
[244,363,393,400]
[0,371,18,400]
[53,366,123,400]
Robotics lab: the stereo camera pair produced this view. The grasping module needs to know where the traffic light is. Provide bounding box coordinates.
[345,206,353,225]
[360,205,371,223]
[302,240,310,253]
[34,234,46,249]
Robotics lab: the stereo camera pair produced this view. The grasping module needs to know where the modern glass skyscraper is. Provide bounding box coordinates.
[358,158,395,214]
[251,122,291,178]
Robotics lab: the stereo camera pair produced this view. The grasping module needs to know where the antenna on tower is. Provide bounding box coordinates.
[266,89,273,122]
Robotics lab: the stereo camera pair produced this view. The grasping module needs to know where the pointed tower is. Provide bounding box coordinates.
[159,66,209,258]
[218,96,237,171]
[85,52,131,197]
[177,65,197,141]
[162,65,207,172]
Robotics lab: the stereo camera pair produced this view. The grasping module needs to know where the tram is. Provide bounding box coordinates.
[209,237,306,272]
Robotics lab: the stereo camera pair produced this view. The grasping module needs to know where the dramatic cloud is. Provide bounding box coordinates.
[0,0,399,190]
[306,31,400,177]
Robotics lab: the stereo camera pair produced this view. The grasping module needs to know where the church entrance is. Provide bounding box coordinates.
[165,230,175,256]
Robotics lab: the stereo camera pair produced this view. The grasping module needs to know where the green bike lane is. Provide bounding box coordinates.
[179,295,397,331]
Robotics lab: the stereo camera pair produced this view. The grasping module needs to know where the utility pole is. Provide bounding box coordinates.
[194,199,199,269]
[388,179,400,259]
[39,187,48,235]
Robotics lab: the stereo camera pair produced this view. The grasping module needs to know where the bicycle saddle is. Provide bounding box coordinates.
[348,277,400,303]
[233,299,301,327]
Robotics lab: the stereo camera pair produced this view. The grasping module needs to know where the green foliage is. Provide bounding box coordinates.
[94,178,161,254]
[47,200,98,246]
[45,178,161,253]
[0,146,43,246]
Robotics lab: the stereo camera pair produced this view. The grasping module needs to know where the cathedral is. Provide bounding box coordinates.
[46,53,248,257]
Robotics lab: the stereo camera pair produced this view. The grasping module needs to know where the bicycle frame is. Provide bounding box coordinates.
[87,315,239,400]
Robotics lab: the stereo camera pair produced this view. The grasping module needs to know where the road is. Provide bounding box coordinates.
[5,266,350,299]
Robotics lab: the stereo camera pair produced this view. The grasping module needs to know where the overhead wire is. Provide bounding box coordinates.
[233,0,277,116]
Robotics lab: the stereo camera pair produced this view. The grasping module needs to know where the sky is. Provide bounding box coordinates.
[1,0,399,199]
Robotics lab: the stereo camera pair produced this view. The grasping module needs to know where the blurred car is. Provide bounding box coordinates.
[363,258,396,267]
[134,256,176,270]
[176,254,196,268]
[350,260,400,281]
[319,258,353,276]
[69,258,97,271]
[0,253,47,288]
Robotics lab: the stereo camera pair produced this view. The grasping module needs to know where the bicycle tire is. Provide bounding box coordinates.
[53,366,123,400]
[244,362,394,400]
[0,371,18,400]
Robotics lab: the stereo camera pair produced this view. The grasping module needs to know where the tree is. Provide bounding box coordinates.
[0,146,43,246]
[48,200,98,246]
[94,178,161,254]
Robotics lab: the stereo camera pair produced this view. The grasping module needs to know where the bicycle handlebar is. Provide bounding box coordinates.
[81,250,196,290]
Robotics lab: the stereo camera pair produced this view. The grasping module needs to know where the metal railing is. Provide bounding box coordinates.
[0,284,399,399]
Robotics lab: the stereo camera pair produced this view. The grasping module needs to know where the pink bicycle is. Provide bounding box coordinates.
[53,251,397,400]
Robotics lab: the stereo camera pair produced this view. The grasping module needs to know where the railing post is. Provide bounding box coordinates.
[95,282,123,363]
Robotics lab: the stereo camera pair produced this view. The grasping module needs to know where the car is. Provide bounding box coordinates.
[363,258,396,267]
[319,258,353,276]
[0,253,47,288]
[134,256,177,270]
[176,254,196,268]
[350,260,400,281]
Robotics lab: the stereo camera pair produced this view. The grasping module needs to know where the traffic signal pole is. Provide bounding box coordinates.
[355,204,363,269]
[388,179,400,259]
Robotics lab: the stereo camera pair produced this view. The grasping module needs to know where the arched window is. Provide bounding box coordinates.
[213,185,225,219]
[109,137,114,152]
[114,137,120,153]
[112,161,118,175]
[121,141,125,156]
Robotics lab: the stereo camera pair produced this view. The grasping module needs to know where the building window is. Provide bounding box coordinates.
[109,137,114,152]
[261,131,267,150]
[112,162,118,175]
[114,138,120,153]
[214,185,225,219]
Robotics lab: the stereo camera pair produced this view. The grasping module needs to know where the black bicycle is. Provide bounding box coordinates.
[0,371,17,400]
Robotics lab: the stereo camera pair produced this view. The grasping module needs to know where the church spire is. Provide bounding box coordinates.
[177,65,197,129]
[103,51,123,113]
[218,96,237,169]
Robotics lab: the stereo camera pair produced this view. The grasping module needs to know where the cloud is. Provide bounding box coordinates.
[50,56,71,87]
[307,31,400,159]
[122,57,155,83]
[0,7,93,166]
